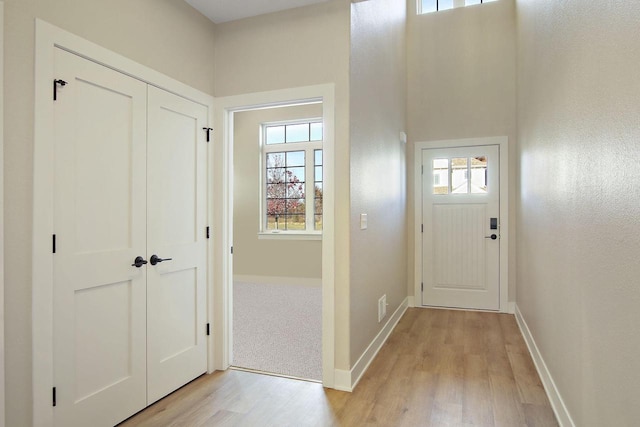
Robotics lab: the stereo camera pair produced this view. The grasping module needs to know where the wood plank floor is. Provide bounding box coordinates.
[119,308,558,426]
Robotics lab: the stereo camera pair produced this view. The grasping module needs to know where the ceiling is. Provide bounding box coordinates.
[185,0,332,24]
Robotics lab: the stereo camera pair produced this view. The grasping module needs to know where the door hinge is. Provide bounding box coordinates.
[202,127,213,142]
[52,234,56,254]
[421,282,424,292]
[421,165,424,175]
[206,323,210,336]
[53,79,67,101]
[421,224,424,233]
[230,246,233,255]
[206,226,210,239]
[52,387,57,407]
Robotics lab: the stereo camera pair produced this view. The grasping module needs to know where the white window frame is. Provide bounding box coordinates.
[259,118,323,239]
[418,0,498,15]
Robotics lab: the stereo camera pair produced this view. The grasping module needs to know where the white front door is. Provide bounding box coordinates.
[421,145,500,310]
[146,87,208,404]
[53,48,148,427]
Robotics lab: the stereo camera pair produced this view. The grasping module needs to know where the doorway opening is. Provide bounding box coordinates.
[212,84,336,388]
[232,105,323,381]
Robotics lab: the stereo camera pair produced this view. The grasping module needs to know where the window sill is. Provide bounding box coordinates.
[258,232,322,241]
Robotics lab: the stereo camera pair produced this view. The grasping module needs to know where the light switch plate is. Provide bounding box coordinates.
[360,213,368,230]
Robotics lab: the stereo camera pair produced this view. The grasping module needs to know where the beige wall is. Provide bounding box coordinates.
[348,0,407,366]
[233,105,322,280]
[516,1,640,425]
[406,0,517,303]
[3,1,215,425]
[214,0,352,368]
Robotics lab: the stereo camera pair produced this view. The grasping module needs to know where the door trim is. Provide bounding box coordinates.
[414,137,510,313]
[0,3,5,426]
[32,20,214,427]
[213,85,336,388]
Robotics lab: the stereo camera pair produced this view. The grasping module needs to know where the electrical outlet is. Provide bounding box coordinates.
[378,294,387,322]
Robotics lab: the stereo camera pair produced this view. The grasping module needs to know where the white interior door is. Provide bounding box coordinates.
[52,48,148,427]
[146,87,208,404]
[421,145,500,310]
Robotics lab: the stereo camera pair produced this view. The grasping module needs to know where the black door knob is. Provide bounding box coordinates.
[131,256,147,268]
[484,234,498,240]
[150,254,173,266]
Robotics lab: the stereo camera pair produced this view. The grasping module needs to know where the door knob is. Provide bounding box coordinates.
[485,234,498,240]
[150,254,173,266]
[131,256,148,268]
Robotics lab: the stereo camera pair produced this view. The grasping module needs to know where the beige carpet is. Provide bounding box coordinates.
[232,281,322,381]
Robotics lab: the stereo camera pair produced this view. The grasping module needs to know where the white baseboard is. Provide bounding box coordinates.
[333,296,409,392]
[514,305,576,427]
[333,369,352,392]
[408,295,416,308]
[233,275,322,287]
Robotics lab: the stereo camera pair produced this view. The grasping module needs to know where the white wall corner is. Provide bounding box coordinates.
[507,301,516,314]
[407,295,416,308]
[337,297,409,392]
[514,305,576,427]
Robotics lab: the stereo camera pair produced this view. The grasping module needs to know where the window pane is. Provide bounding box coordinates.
[266,167,285,185]
[466,0,481,5]
[285,123,310,143]
[285,214,306,230]
[266,126,285,145]
[266,197,286,215]
[433,158,449,195]
[266,152,285,168]
[315,214,323,231]
[421,0,437,13]
[287,183,305,198]
[286,167,305,183]
[471,156,488,194]
[266,214,281,230]
[310,123,323,141]
[439,0,454,10]
[315,166,323,181]
[286,150,305,167]
[451,157,469,194]
[314,149,323,166]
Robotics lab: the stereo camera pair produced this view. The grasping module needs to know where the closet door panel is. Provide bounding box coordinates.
[146,86,208,404]
[52,48,148,427]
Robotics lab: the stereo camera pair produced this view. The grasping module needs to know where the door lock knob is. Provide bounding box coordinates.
[485,234,498,240]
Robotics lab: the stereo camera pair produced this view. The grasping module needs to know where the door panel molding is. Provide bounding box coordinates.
[413,137,509,313]
[33,20,214,427]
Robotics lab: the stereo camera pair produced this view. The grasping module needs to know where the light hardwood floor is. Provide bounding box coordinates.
[119,308,558,426]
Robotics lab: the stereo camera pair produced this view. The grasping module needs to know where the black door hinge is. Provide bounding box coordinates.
[230,246,233,254]
[52,387,57,407]
[53,79,67,101]
[206,323,210,336]
[421,282,424,292]
[52,234,56,254]
[206,226,210,239]
[202,127,213,142]
[421,224,424,233]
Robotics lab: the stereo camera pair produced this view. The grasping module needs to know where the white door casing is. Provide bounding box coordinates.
[52,48,148,426]
[146,86,208,404]
[421,144,501,310]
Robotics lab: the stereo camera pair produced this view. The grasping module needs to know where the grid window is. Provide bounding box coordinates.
[262,120,323,234]
[419,0,498,14]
